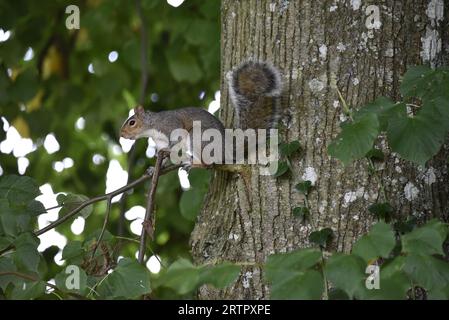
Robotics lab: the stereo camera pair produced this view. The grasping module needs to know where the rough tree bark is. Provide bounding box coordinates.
[191,0,449,299]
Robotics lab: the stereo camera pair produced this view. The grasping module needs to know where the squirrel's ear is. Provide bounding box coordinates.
[134,105,145,117]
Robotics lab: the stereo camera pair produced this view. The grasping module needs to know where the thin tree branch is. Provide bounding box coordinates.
[138,152,165,264]
[91,195,113,259]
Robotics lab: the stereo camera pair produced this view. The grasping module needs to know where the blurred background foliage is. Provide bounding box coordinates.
[0,0,220,298]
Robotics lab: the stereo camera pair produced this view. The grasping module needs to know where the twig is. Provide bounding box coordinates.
[138,151,166,264]
[91,196,113,259]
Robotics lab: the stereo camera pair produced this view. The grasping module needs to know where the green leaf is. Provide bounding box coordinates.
[57,194,92,219]
[265,248,322,284]
[187,168,211,191]
[403,254,449,291]
[325,254,366,299]
[271,269,323,299]
[0,175,40,207]
[400,66,449,100]
[365,148,385,161]
[292,207,309,220]
[354,97,397,131]
[179,188,204,221]
[401,219,448,256]
[368,202,394,221]
[309,228,333,248]
[158,258,200,295]
[328,113,379,165]
[387,103,448,166]
[359,268,410,300]
[295,181,312,195]
[98,258,151,299]
[352,222,396,263]
[273,161,289,178]
[54,267,88,295]
[199,262,241,289]
[13,233,40,273]
[0,257,17,290]
[428,284,449,299]
[9,280,46,300]
[9,68,39,102]
[62,241,85,265]
[279,140,301,158]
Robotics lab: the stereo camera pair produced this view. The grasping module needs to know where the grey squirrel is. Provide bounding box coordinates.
[120,60,282,165]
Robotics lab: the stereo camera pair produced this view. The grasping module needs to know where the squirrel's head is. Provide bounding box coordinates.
[120,105,146,140]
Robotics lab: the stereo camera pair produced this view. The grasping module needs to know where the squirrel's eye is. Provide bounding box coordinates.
[129,120,136,126]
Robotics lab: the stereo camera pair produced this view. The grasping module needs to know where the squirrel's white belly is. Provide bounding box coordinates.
[141,129,170,151]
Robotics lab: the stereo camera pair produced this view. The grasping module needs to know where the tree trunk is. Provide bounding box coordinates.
[191,0,449,299]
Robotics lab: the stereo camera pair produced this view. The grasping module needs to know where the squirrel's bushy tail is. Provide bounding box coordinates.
[228,60,282,130]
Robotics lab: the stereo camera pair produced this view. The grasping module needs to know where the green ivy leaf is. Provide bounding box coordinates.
[0,257,17,290]
[9,68,39,102]
[13,232,40,273]
[62,241,85,265]
[273,161,289,178]
[365,148,385,162]
[401,219,448,256]
[265,248,322,284]
[328,113,379,165]
[270,269,323,300]
[57,194,92,219]
[358,259,410,300]
[400,66,449,100]
[158,258,200,295]
[368,202,394,222]
[179,189,204,221]
[98,258,151,299]
[354,97,397,131]
[325,253,366,299]
[279,140,301,158]
[394,217,417,235]
[292,207,309,220]
[295,181,312,195]
[54,267,88,295]
[199,262,241,289]
[387,102,449,166]
[428,284,449,299]
[352,222,396,263]
[0,175,40,207]
[309,228,333,248]
[9,280,45,300]
[403,254,449,291]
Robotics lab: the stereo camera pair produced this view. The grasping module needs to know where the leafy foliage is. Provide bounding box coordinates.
[0,0,220,300]
[329,66,449,166]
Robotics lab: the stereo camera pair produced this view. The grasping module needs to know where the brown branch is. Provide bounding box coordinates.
[138,152,166,264]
